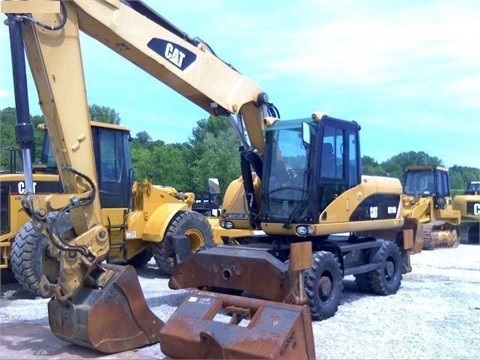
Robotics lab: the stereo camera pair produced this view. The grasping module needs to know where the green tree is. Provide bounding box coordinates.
[189,116,231,149]
[135,131,152,144]
[191,129,241,194]
[381,151,443,182]
[187,116,242,194]
[449,165,480,194]
[89,104,121,124]
[0,107,46,171]
[362,156,386,176]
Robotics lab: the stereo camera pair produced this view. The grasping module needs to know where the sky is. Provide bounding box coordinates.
[0,0,479,169]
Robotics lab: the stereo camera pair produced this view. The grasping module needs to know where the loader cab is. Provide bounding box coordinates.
[261,116,361,226]
[90,122,133,209]
[39,122,133,209]
[403,166,451,209]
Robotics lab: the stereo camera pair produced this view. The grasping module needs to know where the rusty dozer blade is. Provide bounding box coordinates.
[159,290,316,359]
[48,264,163,353]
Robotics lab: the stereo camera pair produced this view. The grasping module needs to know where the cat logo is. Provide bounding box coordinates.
[474,203,480,216]
[165,43,186,68]
[147,38,196,71]
[18,181,37,194]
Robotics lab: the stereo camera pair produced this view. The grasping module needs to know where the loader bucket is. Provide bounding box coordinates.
[159,290,316,359]
[48,264,163,353]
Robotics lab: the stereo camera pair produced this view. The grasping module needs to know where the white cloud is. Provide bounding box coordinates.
[260,2,480,87]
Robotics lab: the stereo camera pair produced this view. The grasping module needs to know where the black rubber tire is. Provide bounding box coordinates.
[153,211,214,276]
[304,251,343,321]
[127,248,153,268]
[468,224,479,244]
[368,241,403,295]
[10,222,56,297]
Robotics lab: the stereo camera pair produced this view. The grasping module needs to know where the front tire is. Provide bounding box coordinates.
[153,211,214,276]
[11,222,56,297]
[304,251,343,320]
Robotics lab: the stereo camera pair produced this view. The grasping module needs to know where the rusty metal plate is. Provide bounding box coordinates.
[48,264,164,353]
[169,245,292,302]
[159,290,315,359]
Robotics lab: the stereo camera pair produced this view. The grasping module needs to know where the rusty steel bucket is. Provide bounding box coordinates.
[160,290,316,359]
[48,264,163,353]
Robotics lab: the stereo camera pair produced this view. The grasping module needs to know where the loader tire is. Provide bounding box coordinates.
[153,211,214,276]
[127,248,153,269]
[368,241,403,295]
[304,251,343,321]
[10,222,55,297]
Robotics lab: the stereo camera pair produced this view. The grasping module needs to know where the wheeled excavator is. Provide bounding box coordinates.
[5,1,314,358]
[5,0,422,357]
[401,165,461,249]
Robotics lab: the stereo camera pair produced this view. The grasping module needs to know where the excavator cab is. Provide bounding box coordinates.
[261,115,360,229]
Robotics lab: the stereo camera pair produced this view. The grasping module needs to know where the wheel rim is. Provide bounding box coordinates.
[185,228,205,251]
[385,257,395,280]
[318,271,333,301]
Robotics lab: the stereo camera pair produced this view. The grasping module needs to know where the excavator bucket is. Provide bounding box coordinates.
[159,290,316,359]
[47,264,163,353]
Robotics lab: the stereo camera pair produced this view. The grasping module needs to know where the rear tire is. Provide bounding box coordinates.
[304,251,343,320]
[153,211,213,276]
[368,241,403,295]
[11,222,55,297]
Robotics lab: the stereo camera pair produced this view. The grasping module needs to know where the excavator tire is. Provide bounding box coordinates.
[367,241,403,295]
[153,210,214,276]
[10,221,55,297]
[304,251,343,320]
[127,248,153,268]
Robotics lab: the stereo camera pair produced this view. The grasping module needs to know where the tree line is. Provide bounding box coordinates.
[1,106,478,196]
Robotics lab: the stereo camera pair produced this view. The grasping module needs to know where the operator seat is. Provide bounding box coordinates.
[320,143,335,178]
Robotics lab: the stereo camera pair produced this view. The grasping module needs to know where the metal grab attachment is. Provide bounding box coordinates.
[48,264,164,353]
[159,290,316,359]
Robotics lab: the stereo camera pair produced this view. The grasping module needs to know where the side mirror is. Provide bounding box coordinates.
[208,178,220,195]
[302,122,310,146]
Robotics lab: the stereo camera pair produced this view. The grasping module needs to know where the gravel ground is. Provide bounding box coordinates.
[1,243,479,359]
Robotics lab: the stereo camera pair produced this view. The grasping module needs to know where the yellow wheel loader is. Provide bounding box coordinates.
[453,181,480,244]
[0,144,61,282]
[9,121,215,295]
[3,122,213,295]
[401,165,461,249]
